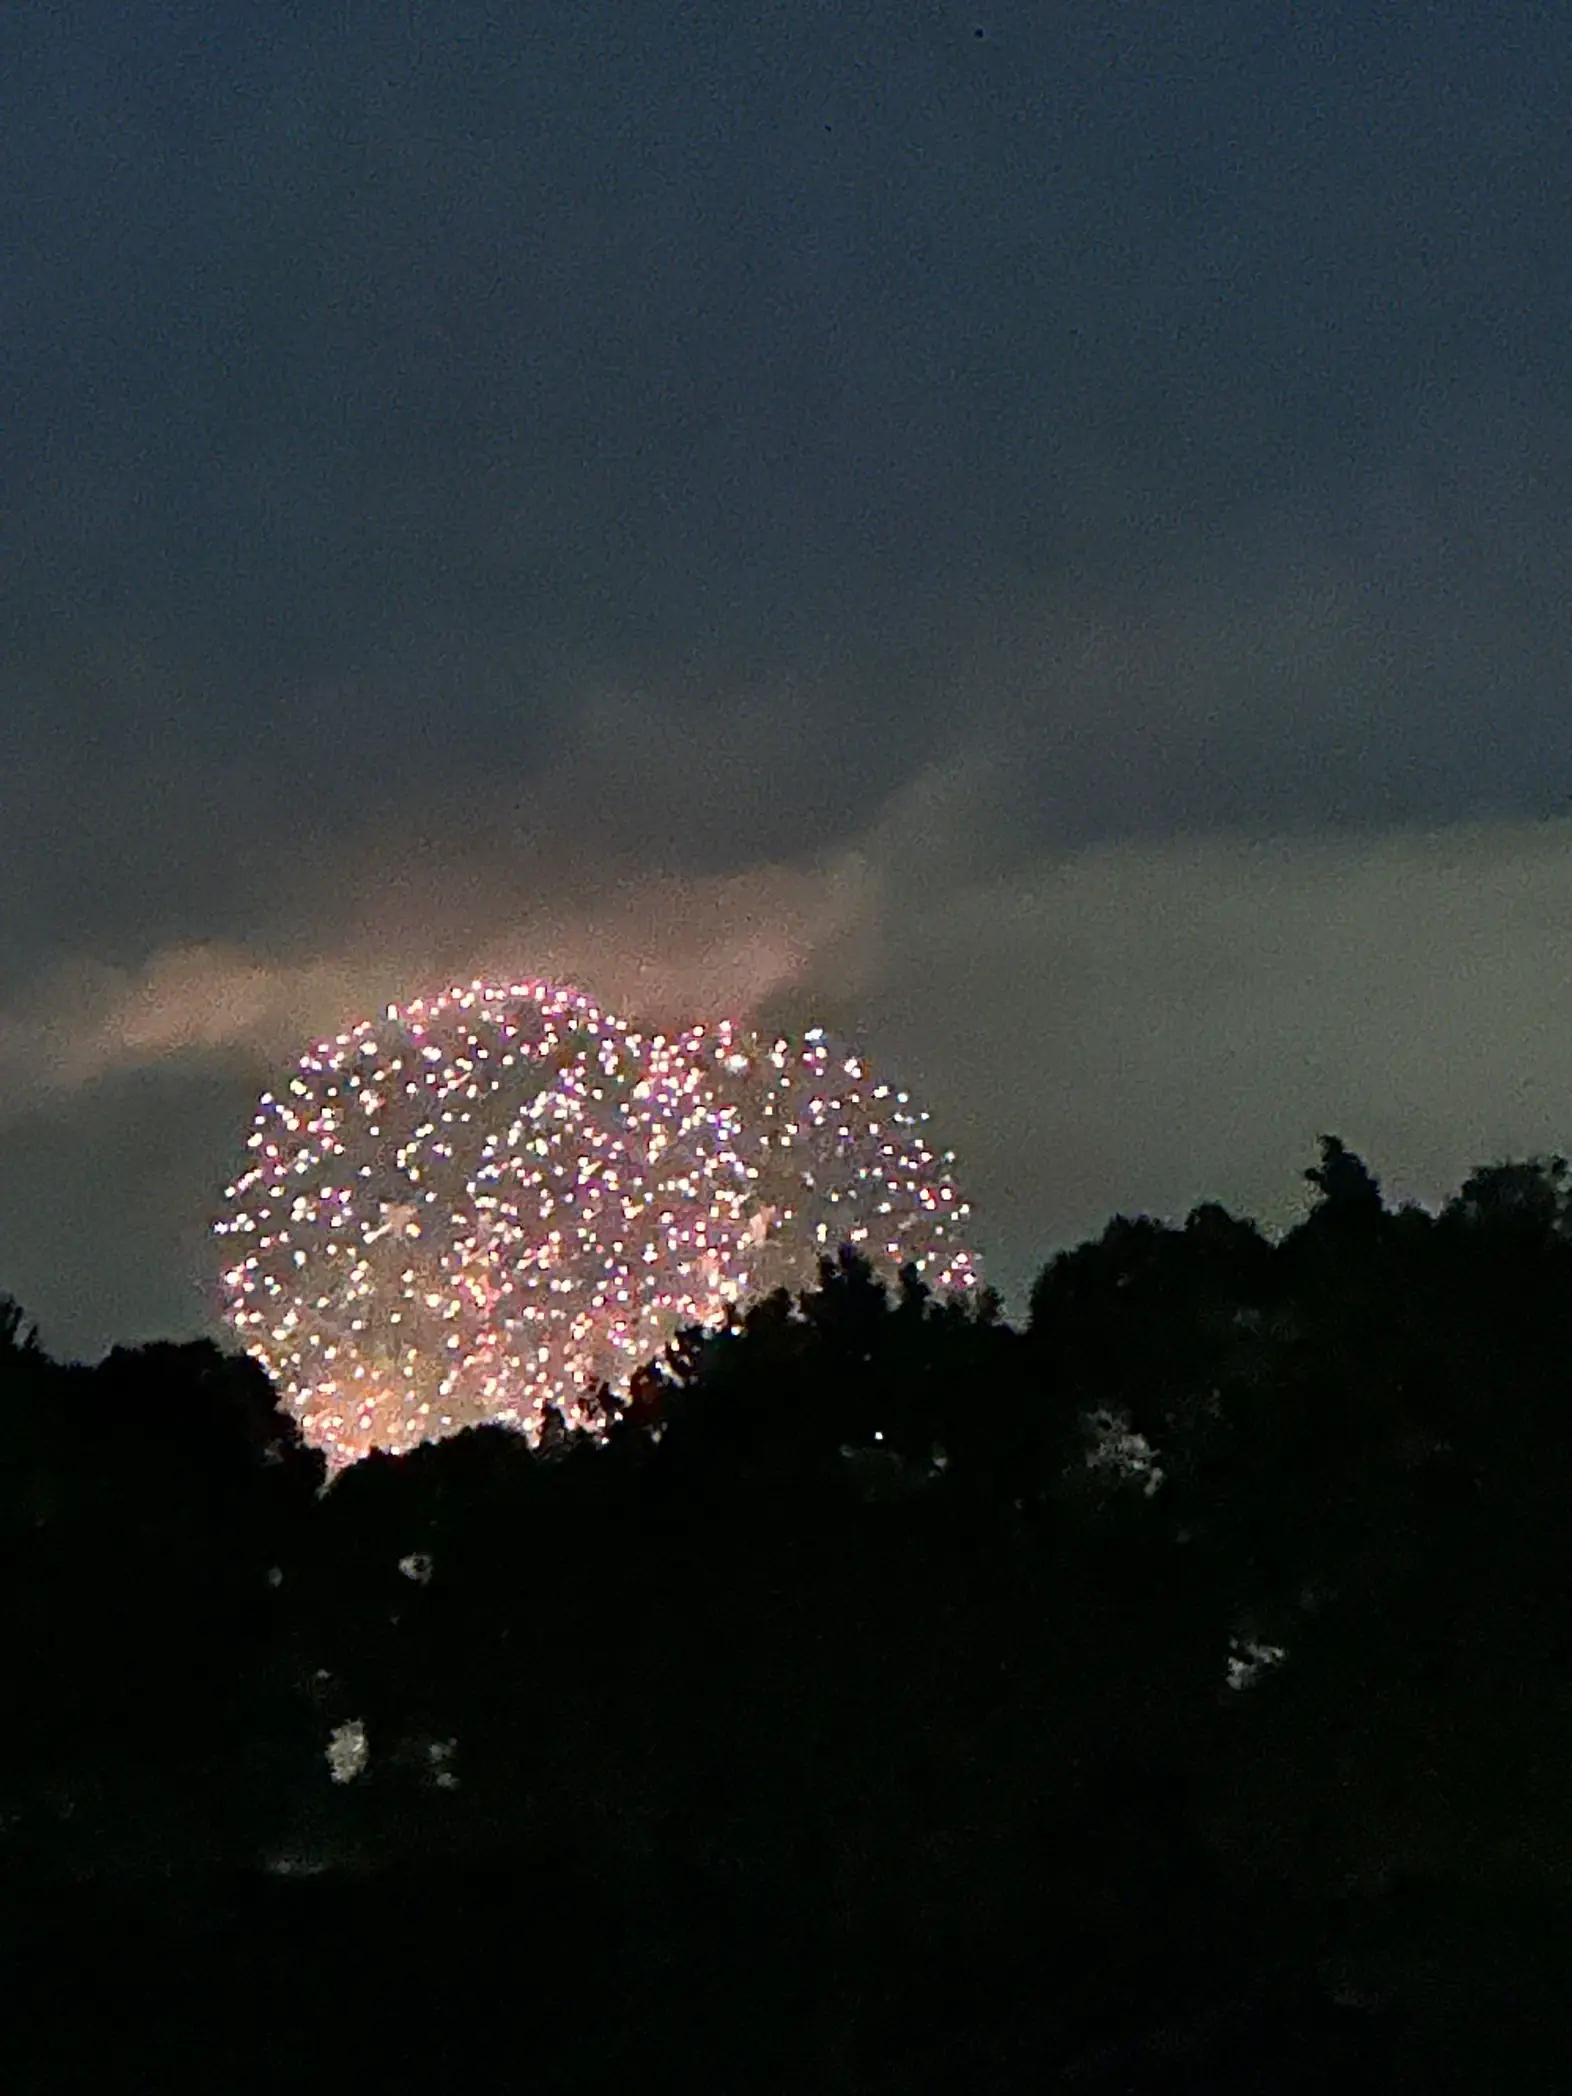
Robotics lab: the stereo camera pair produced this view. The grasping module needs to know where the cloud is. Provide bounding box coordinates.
[848,807,1572,1298]
[0,855,875,1110]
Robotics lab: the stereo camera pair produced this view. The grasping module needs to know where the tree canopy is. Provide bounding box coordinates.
[5,1144,1572,2086]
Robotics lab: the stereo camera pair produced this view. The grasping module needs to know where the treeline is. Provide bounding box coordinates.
[6,1139,1572,2087]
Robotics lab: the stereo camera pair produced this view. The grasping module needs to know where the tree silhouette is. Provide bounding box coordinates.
[1303,1131,1385,1213]
[7,1145,1572,2085]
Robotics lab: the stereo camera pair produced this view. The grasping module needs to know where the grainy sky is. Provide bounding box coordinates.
[3,2,1571,1357]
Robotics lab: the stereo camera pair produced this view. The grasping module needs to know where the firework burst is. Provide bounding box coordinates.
[217,981,977,1465]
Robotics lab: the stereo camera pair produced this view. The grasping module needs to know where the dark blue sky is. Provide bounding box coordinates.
[3,1,1571,1352]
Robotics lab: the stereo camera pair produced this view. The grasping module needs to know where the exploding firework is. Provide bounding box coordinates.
[217,981,977,1465]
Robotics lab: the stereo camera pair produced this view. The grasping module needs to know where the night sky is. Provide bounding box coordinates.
[3,2,1571,1359]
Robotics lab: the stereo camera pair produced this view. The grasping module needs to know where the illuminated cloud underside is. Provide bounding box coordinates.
[216,981,977,1465]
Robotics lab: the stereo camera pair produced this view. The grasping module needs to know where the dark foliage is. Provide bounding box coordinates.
[5,1145,1572,2087]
